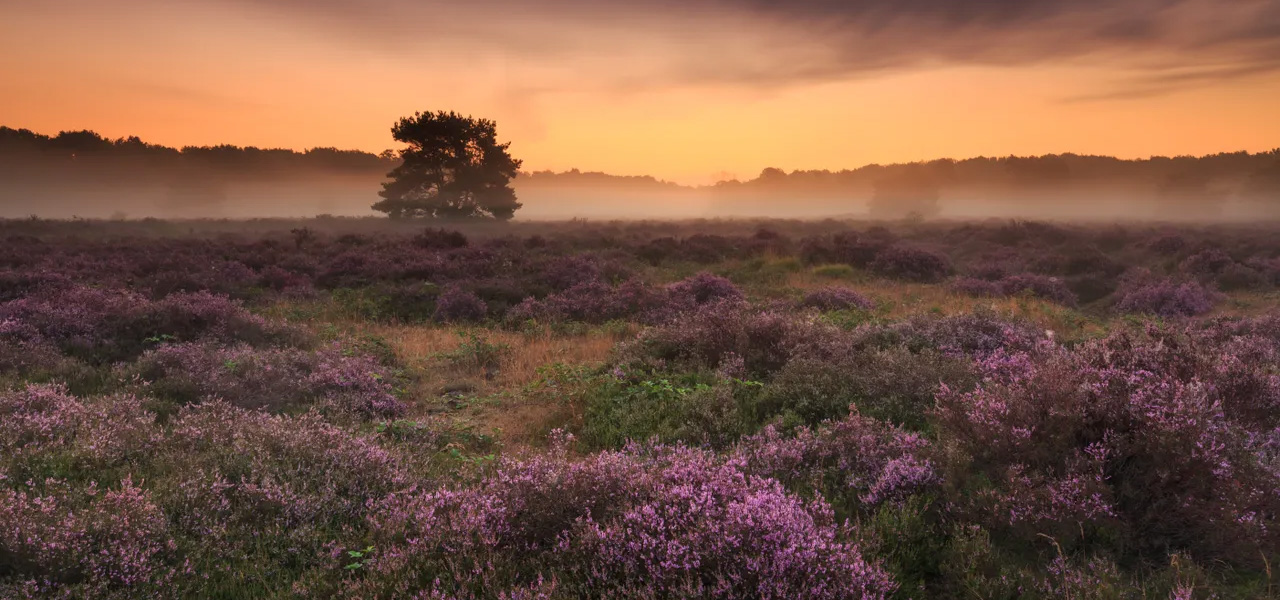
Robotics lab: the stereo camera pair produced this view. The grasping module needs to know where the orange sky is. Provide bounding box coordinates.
[3,0,1278,185]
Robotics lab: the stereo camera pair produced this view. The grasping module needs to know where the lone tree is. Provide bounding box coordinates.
[373,111,522,220]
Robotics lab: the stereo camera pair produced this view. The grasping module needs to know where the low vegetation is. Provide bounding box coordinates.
[2,217,1279,598]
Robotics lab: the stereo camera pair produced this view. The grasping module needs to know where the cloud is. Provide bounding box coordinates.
[211,0,1280,93]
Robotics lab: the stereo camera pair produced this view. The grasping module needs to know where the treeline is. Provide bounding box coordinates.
[716,152,1280,200]
[0,126,396,177]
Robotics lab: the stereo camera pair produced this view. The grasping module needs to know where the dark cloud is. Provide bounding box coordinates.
[229,0,1280,93]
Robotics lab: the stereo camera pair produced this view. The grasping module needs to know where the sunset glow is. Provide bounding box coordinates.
[3,0,1278,184]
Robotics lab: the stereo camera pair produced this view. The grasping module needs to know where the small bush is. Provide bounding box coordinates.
[433,284,488,323]
[799,287,875,312]
[1115,278,1218,317]
[869,246,952,283]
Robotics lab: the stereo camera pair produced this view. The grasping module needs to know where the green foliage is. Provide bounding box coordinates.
[373,110,523,220]
[436,330,510,370]
[812,263,859,279]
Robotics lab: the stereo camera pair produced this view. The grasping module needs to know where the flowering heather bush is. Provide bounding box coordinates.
[997,273,1078,306]
[864,310,1043,358]
[934,329,1280,561]
[1180,248,1235,277]
[734,412,936,515]
[665,271,745,306]
[536,253,616,291]
[1115,278,1218,317]
[868,245,952,283]
[433,284,489,323]
[508,278,662,324]
[0,285,305,364]
[0,268,71,302]
[759,345,976,429]
[0,384,160,484]
[619,300,799,378]
[125,342,405,418]
[799,286,875,312]
[347,437,895,599]
[0,478,175,598]
[154,402,411,592]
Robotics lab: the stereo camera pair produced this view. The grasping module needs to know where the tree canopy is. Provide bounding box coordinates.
[372,111,522,220]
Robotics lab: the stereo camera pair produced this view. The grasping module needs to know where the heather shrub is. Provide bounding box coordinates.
[345,437,895,599]
[0,268,71,302]
[153,402,410,594]
[665,271,744,306]
[1115,278,1218,317]
[0,478,176,598]
[1179,248,1235,278]
[508,279,662,324]
[1213,262,1268,291]
[0,285,305,365]
[998,274,1078,306]
[734,412,937,517]
[124,342,406,419]
[934,330,1280,562]
[255,264,313,292]
[618,300,798,379]
[799,286,875,312]
[868,245,952,283]
[0,384,160,485]
[757,346,976,430]
[433,284,489,323]
[863,310,1043,358]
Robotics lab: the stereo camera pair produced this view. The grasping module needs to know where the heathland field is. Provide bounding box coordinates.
[3,217,1280,599]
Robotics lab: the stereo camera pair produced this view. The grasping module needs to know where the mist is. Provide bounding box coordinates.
[1,126,1276,222]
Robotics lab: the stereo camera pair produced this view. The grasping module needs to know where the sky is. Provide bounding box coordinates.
[2,0,1279,184]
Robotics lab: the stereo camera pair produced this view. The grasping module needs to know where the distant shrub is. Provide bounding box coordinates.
[1147,233,1188,253]
[1180,248,1234,277]
[865,310,1043,358]
[1115,278,1218,317]
[620,300,797,379]
[868,246,952,283]
[666,271,744,305]
[125,342,406,418]
[998,274,1078,306]
[0,285,305,365]
[509,279,662,324]
[799,286,875,312]
[433,284,488,323]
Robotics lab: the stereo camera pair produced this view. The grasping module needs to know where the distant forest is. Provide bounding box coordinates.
[1,125,1278,220]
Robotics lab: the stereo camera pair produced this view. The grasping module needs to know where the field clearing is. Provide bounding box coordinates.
[3,217,1280,598]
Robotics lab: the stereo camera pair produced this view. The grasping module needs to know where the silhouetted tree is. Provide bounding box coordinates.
[372,111,522,220]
